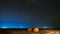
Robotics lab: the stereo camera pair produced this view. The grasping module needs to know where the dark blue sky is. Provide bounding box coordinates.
[0,0,60,28]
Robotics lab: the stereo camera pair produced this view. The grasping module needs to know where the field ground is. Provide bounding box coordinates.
[1,29,60,34]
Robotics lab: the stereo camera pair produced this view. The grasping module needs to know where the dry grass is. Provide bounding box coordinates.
[5,30,60,34]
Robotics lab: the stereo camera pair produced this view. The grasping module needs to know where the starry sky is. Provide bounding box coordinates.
[0,0,60,28]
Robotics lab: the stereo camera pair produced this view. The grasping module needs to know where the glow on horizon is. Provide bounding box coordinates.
[1,27,7,29]
[42,26,50,28]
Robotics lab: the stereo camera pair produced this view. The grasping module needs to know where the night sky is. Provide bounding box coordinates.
[0,0,60,28]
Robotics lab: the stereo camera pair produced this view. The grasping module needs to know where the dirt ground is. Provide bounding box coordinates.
[5,30,60,34]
